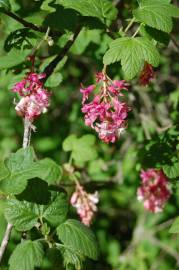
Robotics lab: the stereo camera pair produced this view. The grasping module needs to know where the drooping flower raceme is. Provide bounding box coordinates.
[80,71,129,143]
[137,168,171,213]
[70,182,99,226]
[12,72,50,121]
[139,62,154,86]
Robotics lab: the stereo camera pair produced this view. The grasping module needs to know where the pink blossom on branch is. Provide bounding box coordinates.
[70,182,99,226]
[12,72,50,121]
[139,62,155,86]
[80,71,130,143]
[137,168,171,213]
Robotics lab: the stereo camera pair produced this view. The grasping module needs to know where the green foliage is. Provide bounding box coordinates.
[163,162,179,179]
[45,73,63,88]
[140,25,170,45]
[5,199,39,231]
[169,217,179,233]
[63,134,97,164]
[0,147,62,194]
[133,0,179,33]
[42,192,68,226]
[5,191,68,231]
[0,0,11,11]
[0,1,179,269]
[103,37,160,79]
[57,219,98,260]
[61,247,85,270]
[56,0,117,24]
[0,49,28,70]
[9,240,44,270]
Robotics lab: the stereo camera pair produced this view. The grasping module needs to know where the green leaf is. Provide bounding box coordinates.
[43,193,68,226]
[103,37,160,80]
[61,246,85,270]
[0,160,9,181]
[169,217,179,233]
[5,199,38,231]
[9,240,44,270]
[140,25,170,46]
[57,0,117,24]
[0,148,62,194]
[0,49,28,70]
[57,219,98,260]
[70,28,101,55]
[63,134,97,164]
[63,134,77,152]
[0,0,11,11]
[40,0,56,12]
[32,158,62,184]
[5,191,68,230]
[45,73,63,88]
[16,178,51,205]
[163,162,179,179]
[133,0,179,33]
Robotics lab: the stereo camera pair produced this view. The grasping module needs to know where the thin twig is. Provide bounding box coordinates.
[0,223,13,263]
[23,118,32,148]
[0,118,32,263]
[3,10,62,37]
[171,34,179,51]
[42,26,81,83]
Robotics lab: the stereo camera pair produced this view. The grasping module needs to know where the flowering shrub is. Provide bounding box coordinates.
[137,169,171,213]
[0,0,179,270]
[81,71,129,143]
[13,72,50,121]
[71,181,99,226]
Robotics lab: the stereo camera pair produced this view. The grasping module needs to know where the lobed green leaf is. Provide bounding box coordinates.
[9,240,44,270]
[103,37,160,80]
[57,219,98,260]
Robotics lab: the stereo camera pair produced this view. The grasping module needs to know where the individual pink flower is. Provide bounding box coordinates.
[70,182,99,226]
[80,71,129,143]
[137,168,171,213]
[139,62,154,86]
[80,84,95,104]
[12,72,50,121]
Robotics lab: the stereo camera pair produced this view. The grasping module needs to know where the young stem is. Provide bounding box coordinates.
[132,25,141,38]
[23,118,32,148]
[124,18,135,33]
[0,118,32,263]
[0,223,13,263]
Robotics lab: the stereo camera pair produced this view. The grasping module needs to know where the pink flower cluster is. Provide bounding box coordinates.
[137,168,171,213]
[139,62,154,86]
[70,182,99,226]
[80,72,130,143]
[12,72,50,121]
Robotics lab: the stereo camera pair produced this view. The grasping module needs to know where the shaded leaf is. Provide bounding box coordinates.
[57,0,117,24]
[0,0,11,11]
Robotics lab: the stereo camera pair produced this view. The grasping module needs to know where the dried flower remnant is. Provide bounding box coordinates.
[139,62,155,86]
[12,72,50,121]
[137,168,171,213]
[80,70,130,143]
[70,182,99,226]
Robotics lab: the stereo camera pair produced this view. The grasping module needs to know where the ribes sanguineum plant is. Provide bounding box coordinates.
[137,169,171,213]
[0,0,179,269]
[80,69,130,143]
